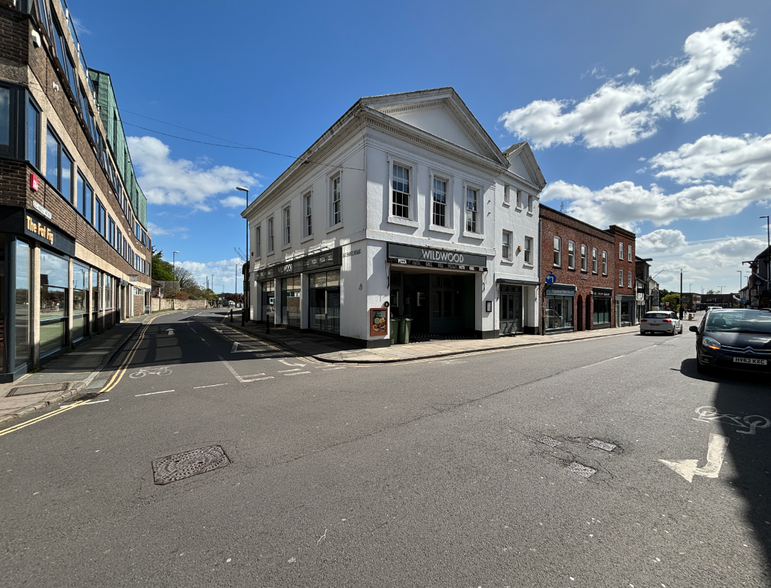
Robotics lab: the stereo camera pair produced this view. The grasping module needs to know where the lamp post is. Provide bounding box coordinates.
[762,215,770,300]
[679,269,683,320]
[172,250,179,310]
[236,186,249,326]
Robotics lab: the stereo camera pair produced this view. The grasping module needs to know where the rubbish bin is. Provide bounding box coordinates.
[398,317,412,344]
[390,317,400,345]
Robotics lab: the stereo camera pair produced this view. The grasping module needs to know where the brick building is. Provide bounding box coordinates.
[607,225,637,326]
[0,0,151,381]
[539,205,637,333]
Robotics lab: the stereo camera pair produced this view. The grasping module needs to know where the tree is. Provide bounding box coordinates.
[661,293,680,309]
[152,248,174,282]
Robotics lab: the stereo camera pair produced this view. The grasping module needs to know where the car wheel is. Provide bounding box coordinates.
[679,324,683,334]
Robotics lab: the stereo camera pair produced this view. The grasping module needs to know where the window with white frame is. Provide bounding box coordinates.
[267,217,274,253]
[283,206,291,246]
[567,240,575,270]
[619,242,624,260]
[619,269,624,287]
[554,236,562,267]
[391,162,411,219]
[628,244,633,262]
[255,225,261,258]
[524,236,533,265]
[432,176,448,227]
[503,185,511,206]
[527,194,535,213]
[330,173,342,227]
[580,244,587,272]
[303,192,312,237]
[502,230,512,261]
[592,247,598,273]
[602,250,607,275]
[628,270,632,288]
[465,186,479,233]
[516,190,524,210]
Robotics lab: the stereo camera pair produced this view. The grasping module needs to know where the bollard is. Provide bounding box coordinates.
[230,309,233,322]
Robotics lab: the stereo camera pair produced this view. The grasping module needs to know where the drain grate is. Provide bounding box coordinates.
[8,383,70,397]
[589,439,617,452]
[567,462,597,478]
[152,445,230,485]
[537,435,562,447]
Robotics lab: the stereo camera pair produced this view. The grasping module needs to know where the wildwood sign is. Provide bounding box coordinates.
[387,243,487,272]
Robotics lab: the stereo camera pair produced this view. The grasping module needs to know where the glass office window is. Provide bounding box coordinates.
[15,240,31,368]
[40,250,68,357]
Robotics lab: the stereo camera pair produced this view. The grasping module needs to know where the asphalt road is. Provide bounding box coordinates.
[1,309,770,587]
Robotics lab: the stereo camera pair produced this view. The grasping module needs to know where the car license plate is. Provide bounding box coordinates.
[650,323,660,326]
[733,357,767,365]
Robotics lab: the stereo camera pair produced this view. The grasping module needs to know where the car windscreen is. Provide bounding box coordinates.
[645,313,671,319]
[705,312,771,334]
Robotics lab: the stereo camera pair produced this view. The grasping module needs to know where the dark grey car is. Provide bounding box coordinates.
[690,309,771,374]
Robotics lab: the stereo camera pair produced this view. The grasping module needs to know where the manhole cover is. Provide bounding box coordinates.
[8,383,71,397]
[567,462,597,478]
[152,445,230,485]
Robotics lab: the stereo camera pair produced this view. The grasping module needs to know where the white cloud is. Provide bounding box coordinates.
[127,136,260,212]
[541,179,753,229]
[499,20,751,148]
[220,195,247,209]
[647,134,771,199]
[147,221,189,238]
[636,229,688,254]
[634,232,764,294]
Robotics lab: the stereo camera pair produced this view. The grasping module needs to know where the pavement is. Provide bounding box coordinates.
[1,308,686,427]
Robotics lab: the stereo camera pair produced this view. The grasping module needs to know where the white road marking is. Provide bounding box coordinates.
[193,383,228,389]
[322,367,346,371]
[581,355,625,368]
[278,359,306,367]
[219,357,275,383]
[278,368,302,373]
[64,399,110,405]
[284,371,312,376]
[660,433,729,483]
[135,390,176,397]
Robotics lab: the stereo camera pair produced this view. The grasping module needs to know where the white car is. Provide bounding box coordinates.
[640,311,682,335]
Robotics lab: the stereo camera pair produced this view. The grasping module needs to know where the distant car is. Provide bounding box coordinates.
[690,308,771,374]
[640,311,682,335]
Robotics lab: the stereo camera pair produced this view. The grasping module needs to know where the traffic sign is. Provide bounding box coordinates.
[545,273,557,285]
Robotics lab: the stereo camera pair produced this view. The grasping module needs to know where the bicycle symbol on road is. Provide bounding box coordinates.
[693,406,770,436]
[129,366,173,379]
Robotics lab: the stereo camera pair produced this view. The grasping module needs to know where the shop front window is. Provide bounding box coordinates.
[0,234,4,372]
[14,240,30,368]
[40,250,68,357]
[545,295,573,331]
[592,298,611,326]
[91,269,99,329]
[72,261,89,342]
[309,270,340,334]
[280,275,301,327]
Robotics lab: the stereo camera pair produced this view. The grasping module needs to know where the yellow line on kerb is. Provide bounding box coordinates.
[0,315,161,437]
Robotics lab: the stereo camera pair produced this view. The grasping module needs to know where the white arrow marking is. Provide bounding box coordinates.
[166,329,175,336]
[659,433,729,483]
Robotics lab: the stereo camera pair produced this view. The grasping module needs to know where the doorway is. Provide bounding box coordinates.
[500,285,523,335]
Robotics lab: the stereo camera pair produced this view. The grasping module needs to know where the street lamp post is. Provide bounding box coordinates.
[173,250,179,310]
[236,186,249,326]
[762,215,770,300]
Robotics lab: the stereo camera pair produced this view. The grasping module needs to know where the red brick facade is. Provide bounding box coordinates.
[540,205,636,332]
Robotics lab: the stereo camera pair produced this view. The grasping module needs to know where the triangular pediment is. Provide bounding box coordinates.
[504,142,547,190]
[361,88,508,167]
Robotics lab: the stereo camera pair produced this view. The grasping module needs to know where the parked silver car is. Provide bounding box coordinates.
[640,311,682,335]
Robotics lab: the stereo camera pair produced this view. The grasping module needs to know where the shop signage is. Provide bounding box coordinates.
[30,173,39,191]
[546,284,576,297]
[387,243,487,272]
[255,247,342,281]
[592,288,612,298]
[33,201,52,219]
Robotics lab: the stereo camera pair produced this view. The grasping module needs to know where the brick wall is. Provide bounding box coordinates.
[0,6,28,65]
[540,205,619,331]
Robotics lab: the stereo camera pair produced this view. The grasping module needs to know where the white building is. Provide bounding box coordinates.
[243,88,546,347]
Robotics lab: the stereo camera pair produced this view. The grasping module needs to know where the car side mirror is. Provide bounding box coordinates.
[689,326,698,333]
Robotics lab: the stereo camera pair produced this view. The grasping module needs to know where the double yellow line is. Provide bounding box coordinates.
[0,315,160,437]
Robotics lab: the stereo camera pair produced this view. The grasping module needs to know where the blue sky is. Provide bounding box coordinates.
[68,0,771,296]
